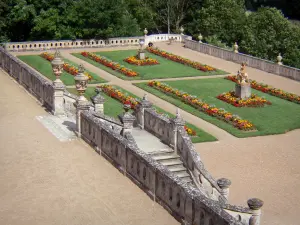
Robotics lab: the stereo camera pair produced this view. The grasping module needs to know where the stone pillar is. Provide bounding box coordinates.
[119,104,136,136]
[136,94,153,129]
[91,87,105,114]
[248,198,264,225]
[170,108,185,153]
[52,82,66,116]
[74,99,90,138]
[217,178,231,202]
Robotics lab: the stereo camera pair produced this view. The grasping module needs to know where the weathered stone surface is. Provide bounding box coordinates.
[217,178,232,189]
[235,83,251,99]
[247,198,264,210]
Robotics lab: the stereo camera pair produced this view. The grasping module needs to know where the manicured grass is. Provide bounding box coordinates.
[67,86,217,143]
[18,55,107,86]
[72,49,227,80]
[134,78,300,138]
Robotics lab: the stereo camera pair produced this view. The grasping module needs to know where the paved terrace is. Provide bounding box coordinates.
[0,70,178,225]
[12,43,300,225]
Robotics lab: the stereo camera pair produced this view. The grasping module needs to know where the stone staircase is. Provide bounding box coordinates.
[150,151,194,185]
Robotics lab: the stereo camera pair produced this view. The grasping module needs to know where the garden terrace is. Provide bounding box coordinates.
[135,78,300,138]
[17,54,107,86]
[72,49,227,80]
[67,86,217,143]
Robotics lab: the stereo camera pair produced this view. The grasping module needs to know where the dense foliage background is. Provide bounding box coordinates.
[1,0,299,68]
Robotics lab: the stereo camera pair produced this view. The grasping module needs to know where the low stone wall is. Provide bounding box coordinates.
[79,110,244,225]
[0,47,54,110]
[184,39,300,82]
[143,108,174,146]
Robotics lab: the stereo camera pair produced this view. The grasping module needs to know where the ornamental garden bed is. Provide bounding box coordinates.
[67,85,217,143]
[217,91,272,107]
[72,49,227,80]
[17,54,106,86]
[124,55,159,66]
[134,78,300,138]
[225,75,300,104]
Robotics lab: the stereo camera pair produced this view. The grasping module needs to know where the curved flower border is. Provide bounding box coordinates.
[225,75,300,104]
[124,55,159,66]
[98,84,197,136]
[40,52,92,80]
[148,81,255,131]
[81,52,138,77]
[217,91,272,107]
[146,47,216,72]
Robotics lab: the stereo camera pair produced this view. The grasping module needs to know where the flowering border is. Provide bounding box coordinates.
[225,75,300,104]
[146,47,216,72]
[147,81,255,131]
[81,52,138,77]
[217,91,272,107]
[40,52,92,80]
[124,55,159,66]
[98,84,197,136]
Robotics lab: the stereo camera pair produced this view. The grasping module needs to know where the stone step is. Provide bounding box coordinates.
[159,159,183,166]
[168,165,187,172]
[173,170,190,178]
[148,150,174,156]
[152,153,180,161]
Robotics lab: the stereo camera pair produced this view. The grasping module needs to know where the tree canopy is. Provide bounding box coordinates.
[0,0,300,68]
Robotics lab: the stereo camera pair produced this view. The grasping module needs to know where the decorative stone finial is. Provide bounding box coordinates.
[51,49,64,83]
[247,198,264,210]
[180,26,184,35]
[234,42,239,53]
[277,53,283,65]
[78,64,85,73]
[144,28,148,36]
[198,33,203,43]
[217,178,232,189]
[143,93,148,101]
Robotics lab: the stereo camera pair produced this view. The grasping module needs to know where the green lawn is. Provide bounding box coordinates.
[134,78,300,138]
[18,55,107,86]
[72,49,227,80]
[67,86,217,143]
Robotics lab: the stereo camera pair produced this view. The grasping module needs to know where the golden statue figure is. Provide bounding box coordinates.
[237,62,249,84]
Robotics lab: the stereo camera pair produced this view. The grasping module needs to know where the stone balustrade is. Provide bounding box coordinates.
[79,110,245,225]
[183,38,300,82]
[0,47,55,110]
[3,34,183,52]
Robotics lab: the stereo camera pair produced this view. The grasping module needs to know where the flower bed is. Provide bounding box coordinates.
[124,55,159,66]
[81,52,138,77]
[98,84,197,136]
[146,47,216,72]
[225,75,300,104]
[148,81,255,131]
[40,52,92,80]
[217,91,271,107]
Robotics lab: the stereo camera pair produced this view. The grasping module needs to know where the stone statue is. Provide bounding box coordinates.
[237,62,249,84]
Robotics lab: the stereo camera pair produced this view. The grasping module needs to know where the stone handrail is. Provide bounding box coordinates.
[79,110,245,225]
[0,47,54,110]
[183,38,300,82]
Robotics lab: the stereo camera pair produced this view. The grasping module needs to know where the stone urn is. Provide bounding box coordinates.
[74,64,89,102]
[51,50,64,83]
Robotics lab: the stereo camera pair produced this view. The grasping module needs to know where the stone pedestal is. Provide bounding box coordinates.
[138,51,145,60]
[135,94,153,129]
[119,112,136,136]
[248,198,264,225]
[74,100,90,138]
[91,91,105,114]
[170,108,185,153]
[52,82,66,116]
[235,83,251,99]
[217,178,231,202]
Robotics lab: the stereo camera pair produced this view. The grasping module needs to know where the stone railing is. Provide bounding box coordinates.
[79,110,245,225]
[3,34,184,52]
[184,38,300,81]
[0,47,54,110]
[177,127,226,202]
[143,108,174,146]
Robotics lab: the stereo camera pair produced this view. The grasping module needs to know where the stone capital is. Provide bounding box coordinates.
[247,198,264,210]
[91,93,105,104]
[217,178,232,189]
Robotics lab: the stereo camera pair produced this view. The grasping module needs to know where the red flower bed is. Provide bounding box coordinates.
[225,75,300,104]
[40,52,92,80]
[98,84,197,136]
[124,55,159,66]
[217,91,272,107]
[148,80,255,131]
[81,52,138,77]
[146,47,216,72]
